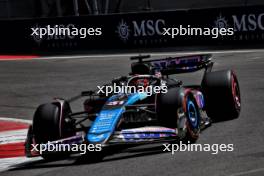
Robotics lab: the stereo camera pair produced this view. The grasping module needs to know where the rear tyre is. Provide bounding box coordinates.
[32,102,74,160]
[157,87,200,143]
[202,70,241,121]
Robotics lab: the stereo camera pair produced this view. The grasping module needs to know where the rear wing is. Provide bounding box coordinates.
[131,54,213,75]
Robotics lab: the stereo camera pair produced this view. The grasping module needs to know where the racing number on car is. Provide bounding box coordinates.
[107,101,125,106]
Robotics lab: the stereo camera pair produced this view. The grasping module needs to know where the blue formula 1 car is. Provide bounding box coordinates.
[25,54,241,160]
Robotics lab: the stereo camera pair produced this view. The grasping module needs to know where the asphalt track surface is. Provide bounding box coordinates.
[1,50,264,176]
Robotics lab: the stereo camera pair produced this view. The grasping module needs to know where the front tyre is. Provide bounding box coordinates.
[157,88,200,143]
[183,94,200,142]
[32,102,74,160]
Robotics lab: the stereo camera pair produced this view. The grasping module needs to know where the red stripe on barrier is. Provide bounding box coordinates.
[0,120,29,132]
[0,142,25,158]
[0,55,39,60]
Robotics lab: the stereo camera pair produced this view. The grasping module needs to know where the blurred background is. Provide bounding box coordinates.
[1,0,264,19]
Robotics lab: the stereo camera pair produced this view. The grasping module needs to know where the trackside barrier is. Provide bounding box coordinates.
[0,5,263,54]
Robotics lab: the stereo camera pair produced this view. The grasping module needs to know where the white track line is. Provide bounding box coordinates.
[36,49,264,60]
[0,117,31,124]
[0,117,37,172]
[0,49,263,61]
[230,167,264,176]
[0,129,28,144]
[0,117,30,144]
